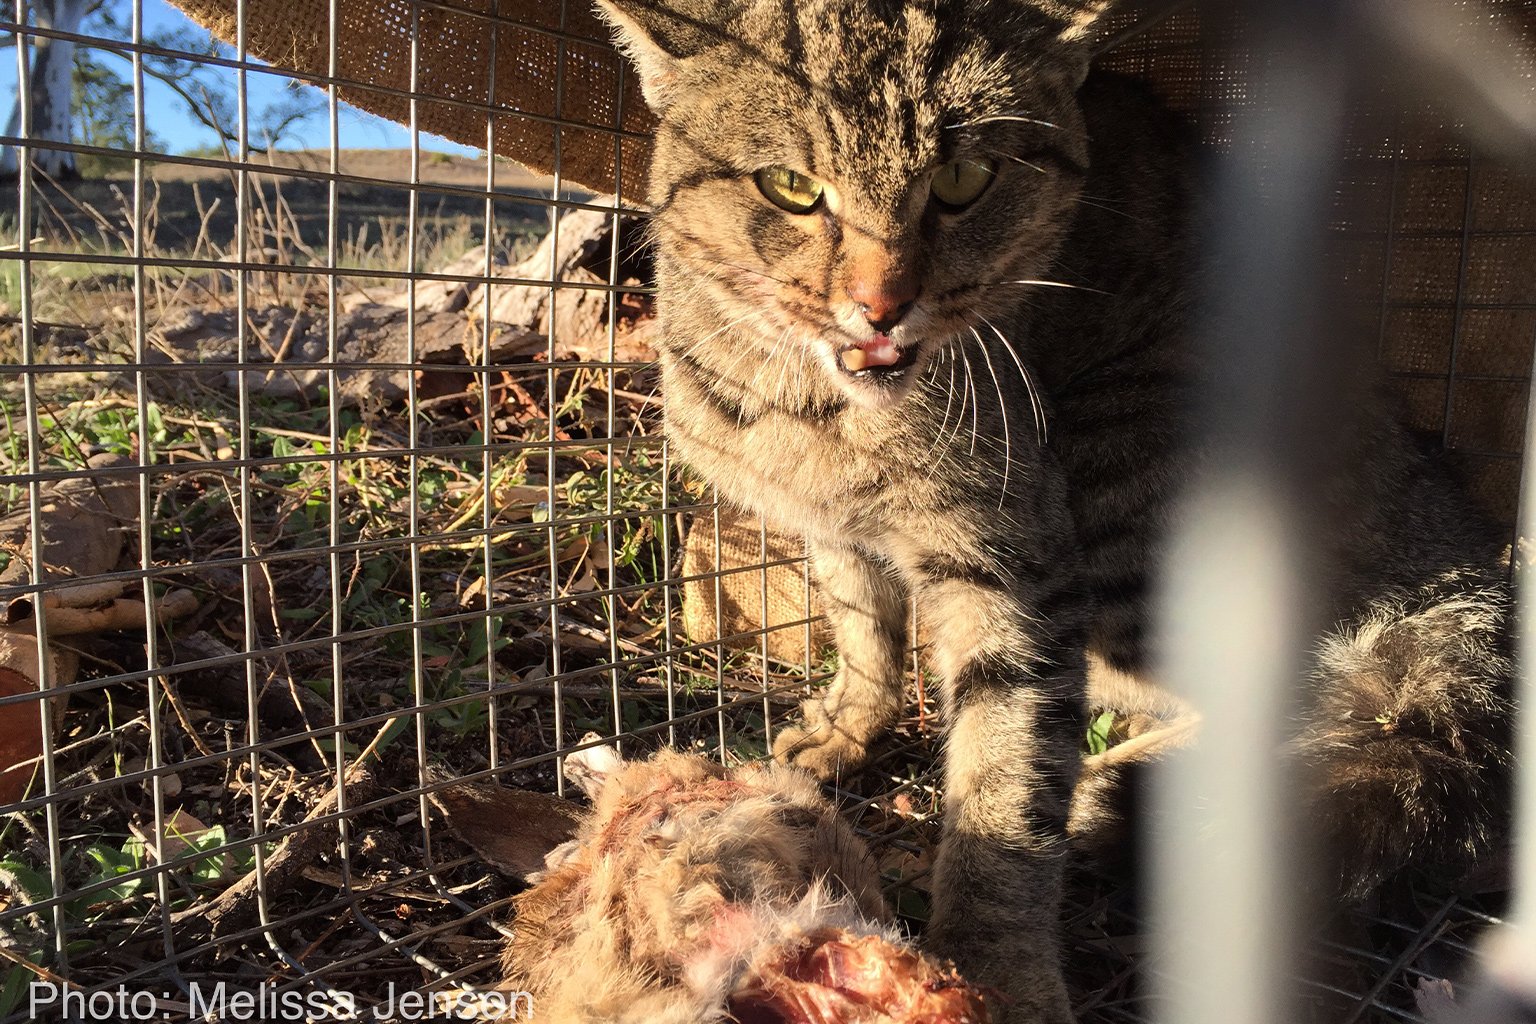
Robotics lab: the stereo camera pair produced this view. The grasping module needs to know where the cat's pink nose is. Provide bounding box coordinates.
[848,277,919,334]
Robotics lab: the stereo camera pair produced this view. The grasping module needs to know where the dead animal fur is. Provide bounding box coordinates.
[433,742,993,1023]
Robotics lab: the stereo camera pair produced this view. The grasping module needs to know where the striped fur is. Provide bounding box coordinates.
[1294,574,1514,900]
[598,1,1516,1019]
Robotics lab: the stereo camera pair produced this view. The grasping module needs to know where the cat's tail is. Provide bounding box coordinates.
[1294,576,1515,900]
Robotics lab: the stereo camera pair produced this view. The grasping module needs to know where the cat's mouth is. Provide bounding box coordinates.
[835,336,917,379]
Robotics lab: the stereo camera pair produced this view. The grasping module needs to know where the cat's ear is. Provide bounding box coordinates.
[1029,0,1119,86]
[1046,0,1117,44]
[594,0,723,111]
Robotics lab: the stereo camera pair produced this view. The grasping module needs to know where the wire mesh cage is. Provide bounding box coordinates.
[0,1,1532,1022]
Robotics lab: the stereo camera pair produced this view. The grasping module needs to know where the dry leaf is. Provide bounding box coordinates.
[0,666,41,805]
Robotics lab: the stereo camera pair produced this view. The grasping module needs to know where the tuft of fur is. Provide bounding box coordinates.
[1294,579,1515,900]
[1068,581,1517,898]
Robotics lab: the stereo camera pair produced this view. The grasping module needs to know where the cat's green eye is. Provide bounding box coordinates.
[930,157,998,210]
[755,166,825,214]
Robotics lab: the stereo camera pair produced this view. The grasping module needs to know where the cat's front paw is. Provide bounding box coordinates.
[771,700,879,780]
[925,927,1074,1024]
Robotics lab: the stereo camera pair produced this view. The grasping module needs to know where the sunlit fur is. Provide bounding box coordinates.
[598,5,1120,1018]
[609,0,1091,413]
[599,1,1516,1021]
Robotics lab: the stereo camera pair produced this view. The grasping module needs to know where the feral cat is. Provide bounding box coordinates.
[595,0,1514,1019]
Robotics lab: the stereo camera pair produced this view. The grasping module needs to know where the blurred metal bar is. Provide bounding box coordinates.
[1352,1,1536,1018]
[1472,290,1536,1022]
[1358,0,1536,167]
[1154,2,1536,1021]
[1150,3,1350,1023]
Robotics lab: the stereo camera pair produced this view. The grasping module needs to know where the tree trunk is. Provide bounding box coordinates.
[1,0,88,180]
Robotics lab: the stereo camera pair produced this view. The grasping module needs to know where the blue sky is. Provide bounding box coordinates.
[3,0,478,155]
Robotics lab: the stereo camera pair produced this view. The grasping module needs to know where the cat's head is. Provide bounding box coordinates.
[599,0,1116,409]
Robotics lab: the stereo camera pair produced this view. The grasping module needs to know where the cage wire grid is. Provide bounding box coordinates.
[0,1,1531,1023]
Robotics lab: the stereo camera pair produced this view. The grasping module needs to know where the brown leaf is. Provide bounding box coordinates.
[0,666,41,805]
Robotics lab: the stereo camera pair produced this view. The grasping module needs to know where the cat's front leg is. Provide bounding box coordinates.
[772,541,908,780]
[915,561,1088,1024]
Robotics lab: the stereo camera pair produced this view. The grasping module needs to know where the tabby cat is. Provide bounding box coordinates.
[595,1,1515,1020]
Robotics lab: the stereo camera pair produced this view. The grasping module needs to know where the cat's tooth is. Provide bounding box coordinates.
[841,348,868,372]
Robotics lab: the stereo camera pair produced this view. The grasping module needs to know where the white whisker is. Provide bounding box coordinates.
[927,342,960,460]
[793,330,809,403]
[1073,196,1140,220]
[969,326,1013,507]
[979,313,1047,446]
[946,114,1061,130]
[672,310,767,363]
[757,325,794,422]
[956,343,981,457]
[987,279,1109,295]
[1005,155,1048,174]
[943,341,971,455]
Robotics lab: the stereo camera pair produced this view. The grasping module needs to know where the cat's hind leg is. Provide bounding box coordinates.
[772,542,909,780]
[1293,575,1514,899]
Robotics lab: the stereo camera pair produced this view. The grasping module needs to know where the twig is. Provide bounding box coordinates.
[0,943,72,987]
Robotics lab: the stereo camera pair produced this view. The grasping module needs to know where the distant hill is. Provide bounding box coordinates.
[35,149,568,252]
[150,148,557,193]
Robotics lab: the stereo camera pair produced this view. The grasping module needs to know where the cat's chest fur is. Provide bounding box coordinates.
[661,357,954,546]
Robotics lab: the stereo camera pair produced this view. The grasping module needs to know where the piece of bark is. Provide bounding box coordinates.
[0,587,200,804]
[5,590,198,635]
[0,452,137,590]
[0,665,44,805]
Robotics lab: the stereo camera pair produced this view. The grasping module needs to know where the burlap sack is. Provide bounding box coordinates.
[172,0,656,200]
[681,505,828,668]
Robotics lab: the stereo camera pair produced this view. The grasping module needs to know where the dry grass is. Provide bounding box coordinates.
[147,148,555,193]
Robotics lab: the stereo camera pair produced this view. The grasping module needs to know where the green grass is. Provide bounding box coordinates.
[0,350,683,735]
[0,827,282,1016]
[1086,710,1117,756]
